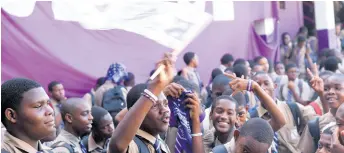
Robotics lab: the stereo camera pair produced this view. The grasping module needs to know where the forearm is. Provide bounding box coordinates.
[108,88,161,153]
[191,119,205,153]
[253,82,286,131]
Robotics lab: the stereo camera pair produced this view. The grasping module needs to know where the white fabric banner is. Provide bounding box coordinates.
[52,1,213,50]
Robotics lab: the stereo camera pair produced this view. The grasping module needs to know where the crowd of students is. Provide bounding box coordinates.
[1,25,344,153]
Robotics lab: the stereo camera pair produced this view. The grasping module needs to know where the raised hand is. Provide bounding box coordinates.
[148,53,176,94]
[287,81,296,90]
[224,73,250,96]
[163,83,185,98]
[307,63,324,94]
[184,93,201,121]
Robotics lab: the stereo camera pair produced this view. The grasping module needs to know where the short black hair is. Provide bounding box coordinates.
[124,72,135,86]
[212,95,239,111]
[212,74,231,90]
[297,36,306,43]
[126,83,148,110]
[48,81,61,92]
[211,68,223,81]
[233,64,248,78]
[233,58,246,66]
[96,77,106,87]
[324,56,339,72]
[253,56,265,64]
[221,53,234,65]
[298,26,308,34]
[239,118,274,145]
[224,67,233,73]
[176,80,200,96]
[183,52,196,65]
[285,63,297,72]
[91,106,110,129]
[222,89,246,107]
[1,78,42,127]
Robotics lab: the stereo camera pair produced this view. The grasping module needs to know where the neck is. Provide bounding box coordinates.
[8,128,39,150]
[188,65,195,69]
[216,127,234,143]
[92,133,106,147]
[140,127,158,137]
[64,124,80,138]
[331,108,337,116]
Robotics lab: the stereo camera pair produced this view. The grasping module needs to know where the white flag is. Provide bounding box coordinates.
[52,1,213,50]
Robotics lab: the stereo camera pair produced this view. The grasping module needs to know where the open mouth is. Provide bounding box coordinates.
[326,97,338,103]
[217,121,229,127]
[162,116,170,123]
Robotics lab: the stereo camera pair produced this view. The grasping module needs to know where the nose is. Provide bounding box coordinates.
[88,113,94,121]
[45,103,54,116]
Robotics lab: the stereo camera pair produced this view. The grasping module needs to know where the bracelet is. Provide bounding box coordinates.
[191,133,203,137]
[141,92,157,105]
[144,89,158,102]
[246,80,253,92]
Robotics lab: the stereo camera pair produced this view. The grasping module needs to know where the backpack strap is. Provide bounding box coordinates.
[249,106,259,119]
[297,80,303,96]
[81,135,89,153]
[309,102,322,115]
[280,84,285,101]
[133,136,150,153]
[308,117,320,151]
[286,102,302,134]
[50,141,76,153]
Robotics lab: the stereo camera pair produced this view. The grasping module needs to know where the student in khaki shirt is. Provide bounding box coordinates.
[108,56,205,153]
[252,72,319,153]
[82,106,114,153]
[212,118,275,153]
[298,73,344,153]
[50,98,93,153]
[1,78,56,153]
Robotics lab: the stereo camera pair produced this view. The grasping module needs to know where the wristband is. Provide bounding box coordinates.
[191,133,203,137]
[144,89,158,102]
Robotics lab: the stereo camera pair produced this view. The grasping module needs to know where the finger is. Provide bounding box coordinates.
[169,87,179,97]
[307,68,314,79]
[184,97,198,105]
[241,75,244,79]
[224,72,236,79]
[185,104,195,110]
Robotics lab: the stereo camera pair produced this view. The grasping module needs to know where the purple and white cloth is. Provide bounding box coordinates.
[105,63,128,84]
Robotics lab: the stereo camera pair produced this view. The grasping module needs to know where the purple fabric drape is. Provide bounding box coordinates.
[1,9,96,97]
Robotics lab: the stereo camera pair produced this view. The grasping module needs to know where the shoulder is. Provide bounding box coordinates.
[126,140,139,153]
[203,128,216,145]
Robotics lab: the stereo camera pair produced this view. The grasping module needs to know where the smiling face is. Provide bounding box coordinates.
[13,87,56,140]
[323,75,344,109]
[94,113,114,139]
[275,63,285,75]
[141,94,170,135]
[211,99,236,134]
[253,73,275,98]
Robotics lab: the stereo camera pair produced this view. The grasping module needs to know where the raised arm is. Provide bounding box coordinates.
[108,55,175,153]
[227,74,286,132]
[307,67,329,113]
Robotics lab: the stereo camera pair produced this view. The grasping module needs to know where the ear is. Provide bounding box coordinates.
[5,108,17,124]
[65,113,73,124]
[234,129,240,141]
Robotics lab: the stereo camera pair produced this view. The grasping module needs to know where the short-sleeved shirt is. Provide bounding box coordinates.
[298,112,336,153]
[2,130,50,153]
[203,128,234,153]
[50,129,84,153]
[278,78,314,102]
[182,67,202,89]
[108,129,170,153]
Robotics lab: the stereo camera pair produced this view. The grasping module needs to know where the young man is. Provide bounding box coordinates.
[252,72,317,153]
[82,106,114,153]
[213,118,275,153]
[219,53,234,72]
[108,56,205,153]
[181,52,203,90]
[324,56,340,73]
[233,59,251,77]
[254,56,270,73]
[233,64,249,79]
[222,89,248,128]
[298,73,344,153]
[278,63,314,105]
[50,98,93,153]
[203,95,239,152]
[48,81,67,107]
[2,78,56,152]
[274,62,285,76]
[94,63,128,107]
[83,77,106,107]
[290,36,311,79]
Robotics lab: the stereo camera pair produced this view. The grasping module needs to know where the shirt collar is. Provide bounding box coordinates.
[257,99,281,118]
[3,130,48,152]
[136,129,157,145]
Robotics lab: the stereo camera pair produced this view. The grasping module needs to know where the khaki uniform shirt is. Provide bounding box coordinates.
[50,130,83,153]
[108,129,170,153]
[2,131,50,153]
[298,112,336,153]
[278,78,314,102]
[203,128,234,153]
